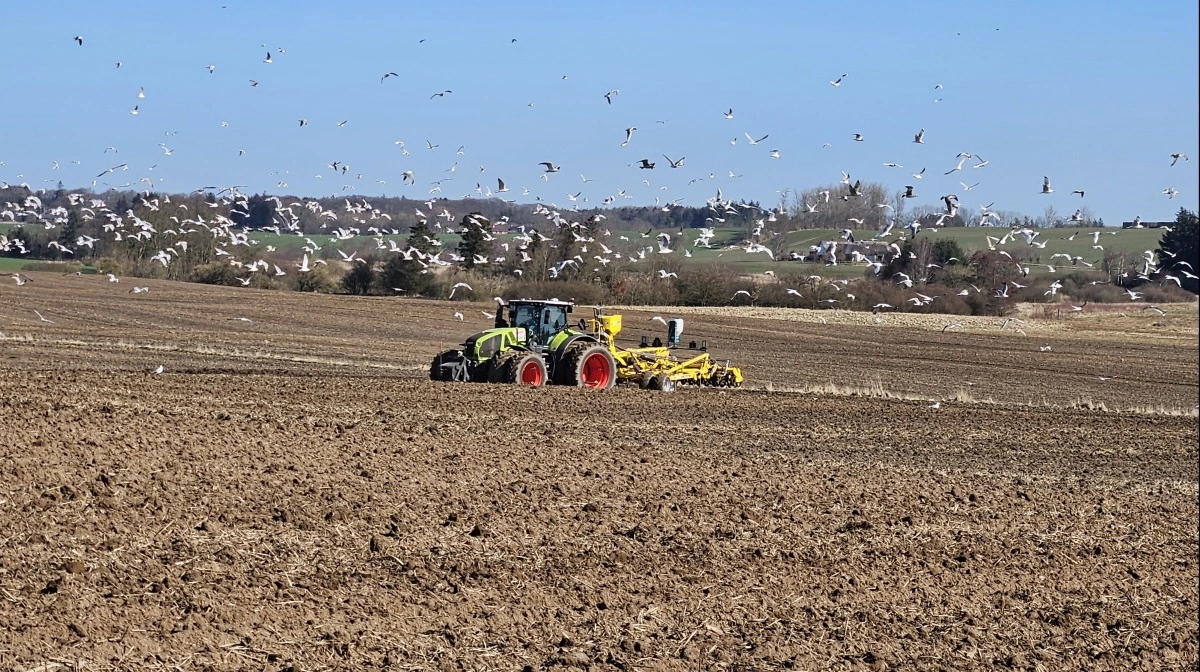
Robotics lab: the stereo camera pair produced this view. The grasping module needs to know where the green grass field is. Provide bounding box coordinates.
[4,220,1166,282]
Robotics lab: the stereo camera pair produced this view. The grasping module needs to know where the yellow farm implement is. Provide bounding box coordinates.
[584,310,743,391]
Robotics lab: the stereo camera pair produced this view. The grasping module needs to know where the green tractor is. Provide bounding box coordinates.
[429,299,617,389]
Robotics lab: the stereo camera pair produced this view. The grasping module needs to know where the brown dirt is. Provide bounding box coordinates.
[1,272,1197,671]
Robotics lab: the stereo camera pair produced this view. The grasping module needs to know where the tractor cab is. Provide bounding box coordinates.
[499,299,573,349]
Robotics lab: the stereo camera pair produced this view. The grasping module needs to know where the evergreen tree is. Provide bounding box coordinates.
[1157,208,1198,293]
[456,212,492,269]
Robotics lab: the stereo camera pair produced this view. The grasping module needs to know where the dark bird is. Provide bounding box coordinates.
[74,35,83,46]
[638,159,655,169]
[430,89,452,98]
[381,72,398,83]
[902,185,916,198]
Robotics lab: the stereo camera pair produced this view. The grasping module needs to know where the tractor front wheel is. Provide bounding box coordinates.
[561,343,616,389]
[509,352,547,386]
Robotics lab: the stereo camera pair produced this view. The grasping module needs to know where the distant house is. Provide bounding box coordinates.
[800,240,890,263]
[1122,220,1172,229]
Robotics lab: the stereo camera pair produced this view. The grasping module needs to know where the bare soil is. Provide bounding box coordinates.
[1,273,1197,671]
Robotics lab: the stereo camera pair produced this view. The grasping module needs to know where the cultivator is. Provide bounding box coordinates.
[584,311,743,391]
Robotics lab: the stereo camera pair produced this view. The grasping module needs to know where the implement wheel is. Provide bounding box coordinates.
[509,352,548,386]
[648,372,676,393]
[561,343,616,390]
[487,352,517,383]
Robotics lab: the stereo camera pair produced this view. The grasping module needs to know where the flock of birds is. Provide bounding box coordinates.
[0,28,1195,332]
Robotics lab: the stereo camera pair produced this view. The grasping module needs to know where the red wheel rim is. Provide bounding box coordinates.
[580,352,611,389]
[520,360,544,385]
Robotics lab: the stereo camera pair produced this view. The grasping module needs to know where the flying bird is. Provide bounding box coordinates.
[1041,176,1053,194]
[830,74,846,86]
[852,133,864,142]
[637,158,655,169]
[1071,189,1085,197]
[539,161,561,173]
[430,89,452,98]
[1170,153,1188,166]
[723,108,734,119]
[913,129,925,144]
[620,127,637,146]
[604,89,619,104]
[745,132,768,145]
[263,51,272,63]
[663,155,685,168]
[448,282,473,299]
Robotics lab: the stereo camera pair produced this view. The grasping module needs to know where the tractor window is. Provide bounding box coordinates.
[544,306,567,332]
[512,304,539,332]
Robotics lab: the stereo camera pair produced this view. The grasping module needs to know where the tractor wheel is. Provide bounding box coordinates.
[429,349,461,381]
[486,352,517,383]
[561,343,616,389]
[508,352,547,386]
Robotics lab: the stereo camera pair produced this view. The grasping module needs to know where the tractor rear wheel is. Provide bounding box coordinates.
[560,343,616,389]
[508,352,547,386]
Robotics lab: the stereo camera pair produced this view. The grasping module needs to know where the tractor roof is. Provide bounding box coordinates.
[508,298,574,307]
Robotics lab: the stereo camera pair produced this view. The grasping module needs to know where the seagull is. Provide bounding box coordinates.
[650,316,669,326]
[913,129,925,144]
[731,290,752,301]
[1041,176,1053,194]
[657,269,677,279]
[769,149,781,158]
[74,35,83,46]
[745,132,768,145]
[430,89,452,98]
[452,311,464,321]
[620,127,637,146]
[1163,187,1179,199]
[539,161,561,173]
[152,365,164,375]
[381,72,399,83]
[852,133,864,142]
[496,178,509,192]
[637,158,655,169]
[912,167,926,180]
[663,155,685,168]
[723,108,734,119]
[1071,190,1085,197]
[263,51,272,63]
[34,310,53,323]
[448,281,473,299]
[604,89,619,104]
[298,119,308,126]
[830,74,846,86]
[1170,153,1188,166]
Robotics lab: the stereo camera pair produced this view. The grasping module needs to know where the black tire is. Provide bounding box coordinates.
[429,349,461,381]
[558,342,617,389]
[486,352,518,384]
[649,372,676,392]
[507,352,548,386]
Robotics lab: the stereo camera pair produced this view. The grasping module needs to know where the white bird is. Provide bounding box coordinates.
[453,311,464,321]
[620,127,637,147]
[448,282,473,299]
[650,316,668,326]
[152,365,164,375]
[745,132,768,145]
[913,128,925,144]
[723,108,734,119]
[34,309,53,323]
[657,269,678,279]
[731,289,752,301]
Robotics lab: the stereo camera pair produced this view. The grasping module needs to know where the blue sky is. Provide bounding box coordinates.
[2,1,1196,224]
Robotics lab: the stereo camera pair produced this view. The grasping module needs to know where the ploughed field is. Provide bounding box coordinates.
[1,273,1197,671]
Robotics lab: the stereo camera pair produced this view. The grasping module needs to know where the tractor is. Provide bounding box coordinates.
[429,299,617,389]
